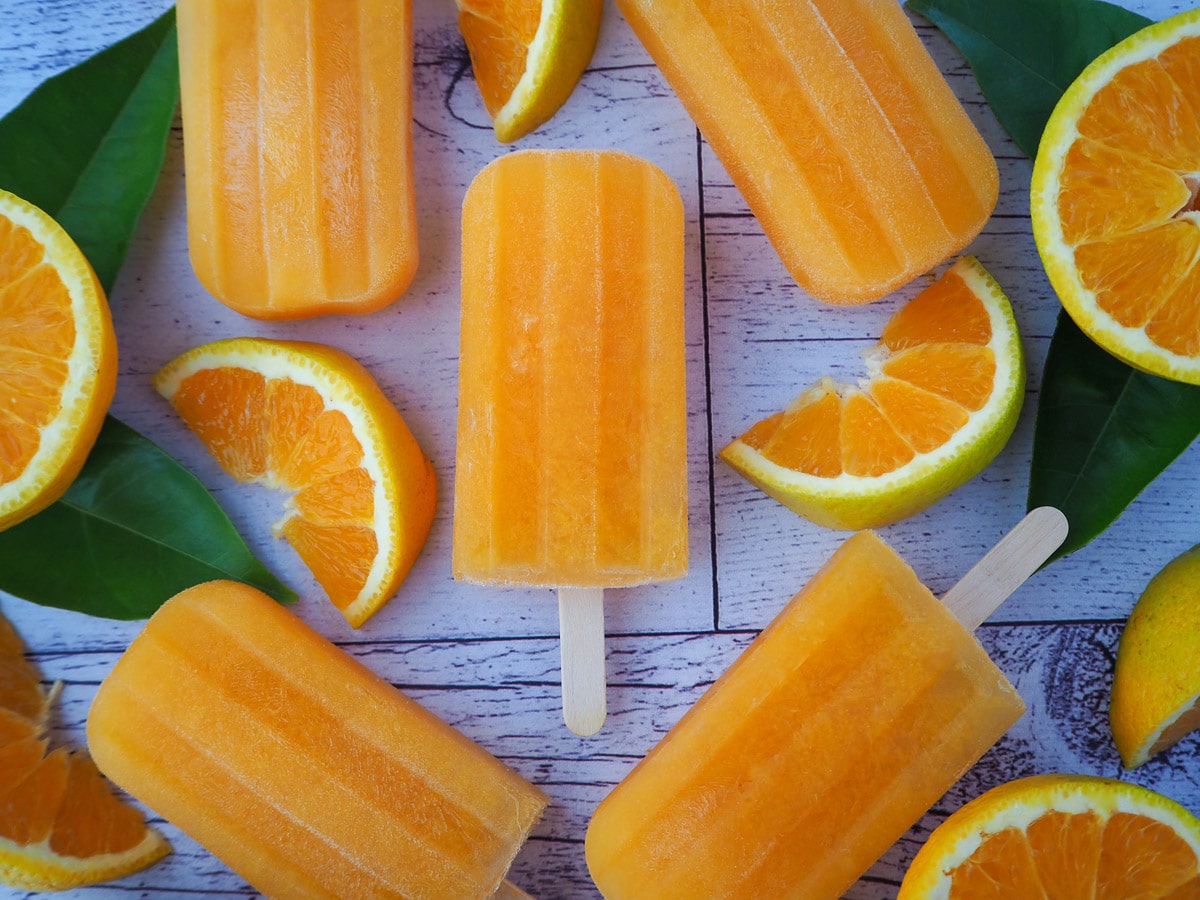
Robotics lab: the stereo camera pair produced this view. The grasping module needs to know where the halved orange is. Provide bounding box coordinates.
[1111,543,1200,769]
[153,338,437,628]
[720,256,1024,529]
[457,0,603,142]
[0,189,117,531]
[899,774,1200,897]
[1032,8,1200,384]
[0,609,169,891]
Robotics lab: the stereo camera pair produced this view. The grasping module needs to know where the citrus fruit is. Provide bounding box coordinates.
[0,189,117,531]
[0,609,169,891]
[1110,543,1200,769]
[898,774,1200,898]
[719,256,1024,530]
[153,338,437,628]
[456,0,603,143]
[1031,8,1200,385]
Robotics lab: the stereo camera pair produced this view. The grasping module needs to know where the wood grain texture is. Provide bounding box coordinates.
[2,1,1200,898]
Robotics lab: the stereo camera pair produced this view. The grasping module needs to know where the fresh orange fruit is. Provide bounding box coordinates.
[899,774,1200,898]
[456,0,603,142]
[1032,8,1200,384]
[0,609,169,891]
[153,338,437,628]
[1111,543,1200,769]
[0,189,117,531]
[719,256,1024,529]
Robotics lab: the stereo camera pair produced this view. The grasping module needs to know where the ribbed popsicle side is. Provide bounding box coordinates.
[176,0,417,319]
[454,149,687,589]
[86,581,547,899]
[614,0,998,304]
[584,531,1025,899]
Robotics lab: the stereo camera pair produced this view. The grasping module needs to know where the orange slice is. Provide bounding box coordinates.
[0,189,117,531]
[1032,8,1200,384]
[153,338,437,628]
[898,774,1200,897]
[456,0,603,142]
[0,609,169,891]
[720,256,1024,529]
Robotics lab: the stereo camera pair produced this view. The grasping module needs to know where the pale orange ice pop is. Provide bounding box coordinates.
[586,509,1068,898]
[87,581,547,899]
[176,0,418,319]
[454,149,688,736]
[614,0,998,304]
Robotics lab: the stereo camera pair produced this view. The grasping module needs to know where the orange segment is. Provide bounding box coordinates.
[899,775,1200,898]
[0,190,117,530]
[0,610,169,892]
[1031,10,1200,384]
[457,0,540,116]
[154,338,437,628]
[719,256,1023,530]
[840,391,914,477]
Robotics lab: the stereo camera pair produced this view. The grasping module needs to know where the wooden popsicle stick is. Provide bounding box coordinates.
[558,586,607,736]
[942,506,1069,631]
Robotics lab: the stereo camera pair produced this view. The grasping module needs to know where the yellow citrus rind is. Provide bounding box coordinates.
[719,257,1024,530]
[899,774,1200,899]
[1031,8,1200,385]
[0,189,117,531]
[0,827,170,893]
[153,338,437,628]
[1111,543,1200,768]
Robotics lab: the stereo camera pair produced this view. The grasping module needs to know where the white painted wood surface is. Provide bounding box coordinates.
[2,1,1200,897]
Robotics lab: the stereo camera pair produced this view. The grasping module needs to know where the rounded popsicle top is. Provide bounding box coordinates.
[454,147,688,590]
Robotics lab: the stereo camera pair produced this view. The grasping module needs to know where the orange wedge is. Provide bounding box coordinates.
[457,0,603,142]
[153,338,437,628]
[720,256,1024,530]
[0,609,169,891]
[899,774,1200,897]
[0,189,117,531]
[1032,8,1200,384]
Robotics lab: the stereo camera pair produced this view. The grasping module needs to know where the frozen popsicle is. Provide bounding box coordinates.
[614,0,998,304]
[87,580,547,899]
[585,508,1068,898]
[176,0,418,319]
[453,149,688,736]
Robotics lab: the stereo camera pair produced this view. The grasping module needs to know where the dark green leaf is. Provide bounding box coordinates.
[1028,314,1200,562]
[0,12,295,616]
[0,9,179,294]
[0,419,296,618]
[908,0,1151,157]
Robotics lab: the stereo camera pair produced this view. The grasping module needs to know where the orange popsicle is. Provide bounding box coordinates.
[586,512,1067,898]
[454,149,688,735]
[87,581,547,899]
[614,0,998,304]
[176,0,418,319]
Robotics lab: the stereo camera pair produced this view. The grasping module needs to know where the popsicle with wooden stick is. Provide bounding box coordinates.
[585,507,1068,898]
[453,149,689,737]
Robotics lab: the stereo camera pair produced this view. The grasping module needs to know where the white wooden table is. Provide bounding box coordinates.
[3,1,1199,897]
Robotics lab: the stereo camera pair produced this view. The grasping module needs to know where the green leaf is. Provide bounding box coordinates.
[908,0,1151,157]
[0,9,180,294]
[0,419,296,618]
[1029,314,1200,562]
[0,11,295,616]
